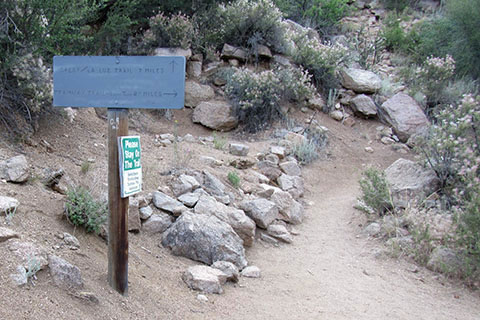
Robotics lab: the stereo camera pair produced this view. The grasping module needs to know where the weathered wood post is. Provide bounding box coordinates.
[107,108,129,295]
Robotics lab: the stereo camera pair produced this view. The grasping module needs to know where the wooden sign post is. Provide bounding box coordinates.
[53,56,185,295]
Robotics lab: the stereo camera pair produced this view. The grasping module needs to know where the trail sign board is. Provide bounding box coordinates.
[118,136,142,198]
[53,56,185,109]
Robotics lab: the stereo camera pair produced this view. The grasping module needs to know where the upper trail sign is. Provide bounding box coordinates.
[53,56,185,109]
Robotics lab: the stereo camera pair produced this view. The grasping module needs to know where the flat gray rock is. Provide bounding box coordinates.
[152,191,187,216]
[142,213,173,234]
[351,94,377,117]
[183,265,228,294]
[0,155,29,183]
[193,101,238,131]
[241,265,261,278]
[212,261,239,283]
[340,68,381,93]
[184,81,215,108]
[239,198,278,229]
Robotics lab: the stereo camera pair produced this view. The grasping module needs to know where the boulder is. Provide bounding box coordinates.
[221,44,247,61]
[193,101,238,131]
[139,205,153,220]
[211,261,239,283]
[48,255,83,289]
[182,265,228,294]
[187,61,202,78]
[184,81,215,108]
[340,68,382,93]
[229,143,249,156]
[203,170,226,196]
[178,192,202,207]
[270,146,286,159]
[385,158,440,208]
[256,161,282,181]
[350,94,377,117]
[152,191,187,216]
[0,155,29,183]
[239,198,278,229]
[279,161,301,176]
[262,185,305,224]
[308,96,326,111]
[427,247,462,273]
[142,213,173,234]
[194,194,255,247]
[170,174,200,197]
[0,196,19,214]
[257,45,273,59]
[162,212,248,269]
[277,174,305,199]
[378,93,429,142]
[154,47,192,59]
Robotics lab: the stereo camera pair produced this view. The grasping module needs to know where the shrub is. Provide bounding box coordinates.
[293,139,318,164]
[65,186,107,234]
[418,94,480,278]
[196,0,287,55]
[213,132,228,150]
[380,0,418,11]
[274,0,349,35]
[411,0,480,79]
[227,171,241,188]
[225,66,315,132]
[139,12,194,53]
[380,14,415,53]
[358,168,393,215]
[287,27,349,92]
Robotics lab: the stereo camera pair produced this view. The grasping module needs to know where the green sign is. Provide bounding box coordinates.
[118,136,142,198]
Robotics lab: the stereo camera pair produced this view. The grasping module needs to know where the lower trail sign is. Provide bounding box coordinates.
[53,56,185,295]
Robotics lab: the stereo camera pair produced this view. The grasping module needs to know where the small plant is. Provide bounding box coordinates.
[25,255,41,285]
[213,132,228,150]
[81,161,91,175]
[228,171,241,188]
[65,186,107,234]
[5,205,17,225]
[172,120,193,169]
[293,139,318,164]
[358,168,393,216]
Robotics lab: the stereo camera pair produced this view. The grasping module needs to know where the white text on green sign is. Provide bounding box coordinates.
[118,136,142,198]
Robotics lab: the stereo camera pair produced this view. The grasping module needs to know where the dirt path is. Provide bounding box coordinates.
[200,157,480,320]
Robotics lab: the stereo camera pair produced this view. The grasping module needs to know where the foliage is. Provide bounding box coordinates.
[225,66,315,132]
[380,14,415,53]
[196,0,287,55]
[286,27,349,92]
[227,171,241,188]
[25,255,42,284]
[358,168,393,216]
[349,27,385,70]
[138,12,194,53]
[418,94,480,278]
[293,139,318,164]
[409,0,480,79]
[213,132,228,150]
[413,55,456,108]
[274,0,349,35]
[380,0,418,12]
[65,186,107,234]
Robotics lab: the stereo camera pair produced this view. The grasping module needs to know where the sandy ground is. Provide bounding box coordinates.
[0,107,479,319]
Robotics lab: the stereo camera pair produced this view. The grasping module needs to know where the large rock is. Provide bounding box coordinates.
[427,247,462,273]
[239,198,278,229]
[8,240,49,270]
[170,174,200,197]
[378,93,429,142]
[350,94,377,117]
[193,101,238,131]
[385,158,440,208]
[221,44,247,61]
[154,47,192,59]
[261,184,304,224]
[152,191,187,216]
[182,265,228,294]
[267,224,293,243]
[203,170,226,196]
[277,174,305,199]
[279,161,301,176]
[340,68,382,94]
[162,212,248,269]
[0,196,19,214]
[184,81,215,108]
[194,194,255,247]
[187,61,202,78]
[0,155,29,183]
[48,255,83,289]
[142,213,173,234]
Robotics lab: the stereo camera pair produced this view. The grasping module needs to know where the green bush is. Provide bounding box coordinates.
[380,14,415,53]
[418,94,480,278]
[287,27,349,92]
[225,66,315,132]
[65,186,107,234]
[410,0,480,79]
[293,139,318,164]
[358,168,393,215]
[227,171,241,188]
[274,0,349,35]
[196,0,287,56]
[380,0,418,11]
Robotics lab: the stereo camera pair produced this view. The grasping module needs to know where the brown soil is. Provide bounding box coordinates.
[0,107,479,320]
